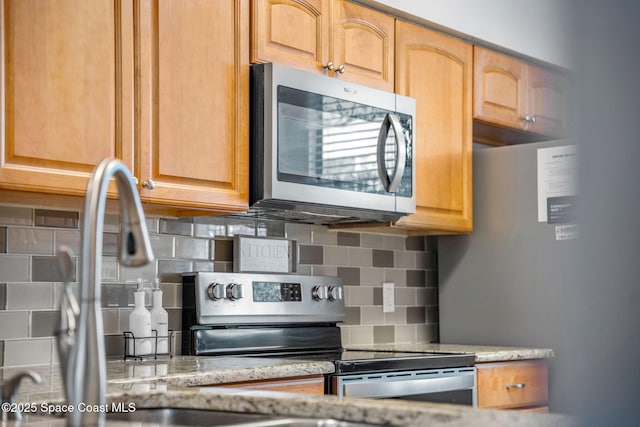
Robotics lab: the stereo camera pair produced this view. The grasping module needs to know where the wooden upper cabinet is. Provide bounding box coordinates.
[135,0,249,213]
[0,0,134,196]
[250,0,394,91]
[394,20,473,233]
[474,46,569,143]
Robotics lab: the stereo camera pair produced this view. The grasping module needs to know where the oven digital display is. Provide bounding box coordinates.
[252,281,302,302]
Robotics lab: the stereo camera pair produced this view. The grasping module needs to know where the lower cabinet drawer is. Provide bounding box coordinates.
[477,360,548,409]
[218,375,325,395]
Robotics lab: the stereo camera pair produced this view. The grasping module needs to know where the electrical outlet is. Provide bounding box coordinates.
[382,282,395,313]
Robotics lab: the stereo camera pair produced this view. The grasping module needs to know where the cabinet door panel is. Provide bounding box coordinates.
[137,0,248,211]
[528,65,569,138]
[332,0,394,91]
[1,0,133,195]
[250,0,330,71]
[477,360,549,410]
[474,46,527,130]
[395,21,472,232]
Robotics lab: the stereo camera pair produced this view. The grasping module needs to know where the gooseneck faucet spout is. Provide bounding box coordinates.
[60,158,154,426]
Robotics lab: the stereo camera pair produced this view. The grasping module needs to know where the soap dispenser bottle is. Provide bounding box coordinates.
[128,278,152,355]
[150,278,169,354]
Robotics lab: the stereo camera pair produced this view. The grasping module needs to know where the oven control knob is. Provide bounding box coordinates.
[207,283,226,300]
[328,286,343,301]
[226,283,244,300]
[312,285,328,301]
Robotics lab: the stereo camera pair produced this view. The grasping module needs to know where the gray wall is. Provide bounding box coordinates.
[0,205,438,367]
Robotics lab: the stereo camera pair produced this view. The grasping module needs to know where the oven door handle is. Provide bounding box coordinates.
[376,113,406,193]
[341,374,475,399]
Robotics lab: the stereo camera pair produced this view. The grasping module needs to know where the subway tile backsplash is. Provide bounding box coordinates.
[0,204,439,367]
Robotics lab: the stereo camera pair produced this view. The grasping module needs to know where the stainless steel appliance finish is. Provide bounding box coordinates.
[250,62,416,225]
[182,272,476,406]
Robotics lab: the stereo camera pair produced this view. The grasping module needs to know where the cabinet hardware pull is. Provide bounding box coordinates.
[506,383,526,389]
[142,179,156,190]
[336,64,345,74]
[323,61,335,71]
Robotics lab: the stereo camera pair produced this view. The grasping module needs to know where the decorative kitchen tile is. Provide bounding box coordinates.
[344,307,360,325]
[382,235,405,250]
[310,227,337,245]
[359,267,384,286]
[426,269,438,287]
[34,209,79,229]
[102,283,132,308]
[383,307,407,325]
[395,287,417,307]
[120,260,157,283]
[159,219,193,236]
[55,229,81,254]
[31,310,57,337]
[337,267,360,286]
[102,256,119,281]
[345,286,373,306]
[417,324,439,343]
[194,221,227,238]
[0,284,5,310]
[360,306,384,325]
[425,236,438,252]
[103,213,122,233]
[158,283,180,309]
[3,338,52,367]
[406,306,426,324]
[426,306,439,324]
[309,265,336,277]
[0,206,33,226]
[211,238,233,261]
[424,287,438,306]
[373,325,394,344]
[118,308,134,333]
[0,311,29,339]
[256,219,285,238]
[394,325,417,344]
[372,249,393,267]
[225,218,256,236]
[405,235,425,251]
[0,227,6,253]
[145,217,158,234]
[372,287,382,306]
[53,283,80,310]
[167,308,181,331]
[406,269,425,287]
[383,269,405,287]
[213,261,233,272]
[176,237,209,260]
[284,223,312,244]
[337,232,360,247]
[147,234,174,258]
[102,232,119,256]
[192,261,213,272]
[101,309,120,335]
[425,251,438,270]
[343,325,374,346]
[104,334,124,359]
[323,245,348,266]
[32,255,76,282]
[348,247,372,267]
[157,260,193,282]
[298,245,323,265]
[8,228,54,254]
[6,283,54,310]
[394,250,415,269]
[359,233,384,249]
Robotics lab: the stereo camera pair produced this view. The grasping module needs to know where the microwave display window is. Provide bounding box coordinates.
[277,86,412,197]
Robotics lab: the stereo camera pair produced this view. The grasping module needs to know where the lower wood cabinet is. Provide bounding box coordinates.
[476,360,549,412]
[217,375,325,395]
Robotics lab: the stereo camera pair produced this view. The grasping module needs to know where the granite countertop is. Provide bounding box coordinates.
[344,343,555,363]
[3,345,566,427]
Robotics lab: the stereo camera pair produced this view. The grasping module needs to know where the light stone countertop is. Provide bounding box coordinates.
[3,346,566,427]
[344,343,554,362]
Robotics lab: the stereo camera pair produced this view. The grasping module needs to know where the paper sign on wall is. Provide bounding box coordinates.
[537,145,577,223]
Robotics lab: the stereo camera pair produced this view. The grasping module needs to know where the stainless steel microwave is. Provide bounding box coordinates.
[250,63,416,224]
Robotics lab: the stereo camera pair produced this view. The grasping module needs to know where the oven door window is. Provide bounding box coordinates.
[277,85,412,197]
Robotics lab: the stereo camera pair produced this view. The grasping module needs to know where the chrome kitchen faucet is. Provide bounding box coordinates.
[56,158,154,426]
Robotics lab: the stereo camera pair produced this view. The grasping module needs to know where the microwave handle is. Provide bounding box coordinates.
[376,113,407,193]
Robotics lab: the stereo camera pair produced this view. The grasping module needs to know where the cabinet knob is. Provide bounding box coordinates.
[336,64,345,74]
[529,115,537,124]
[142,179,156,190]
[323,61,335,71]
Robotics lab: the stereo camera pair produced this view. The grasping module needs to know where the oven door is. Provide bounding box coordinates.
[330,367,477,407]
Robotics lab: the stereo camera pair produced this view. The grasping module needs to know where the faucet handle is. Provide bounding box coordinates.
[1,371,43,421]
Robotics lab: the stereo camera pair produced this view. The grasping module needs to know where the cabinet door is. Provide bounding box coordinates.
[0,0,134,196]
[137,0,249,212]
[331,0,394,91]
[528,65,569,138]
[395,21,472,233]
[250,0,330,72]
[473,46,528,131]
[477,360,549,410]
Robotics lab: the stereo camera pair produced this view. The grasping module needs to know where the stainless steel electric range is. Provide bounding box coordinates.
[181,272,476,406]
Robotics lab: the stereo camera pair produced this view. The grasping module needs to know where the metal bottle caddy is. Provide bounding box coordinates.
[122,329,174,360]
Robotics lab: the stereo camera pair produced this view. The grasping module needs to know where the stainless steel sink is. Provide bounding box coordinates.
[107,408,379,427]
